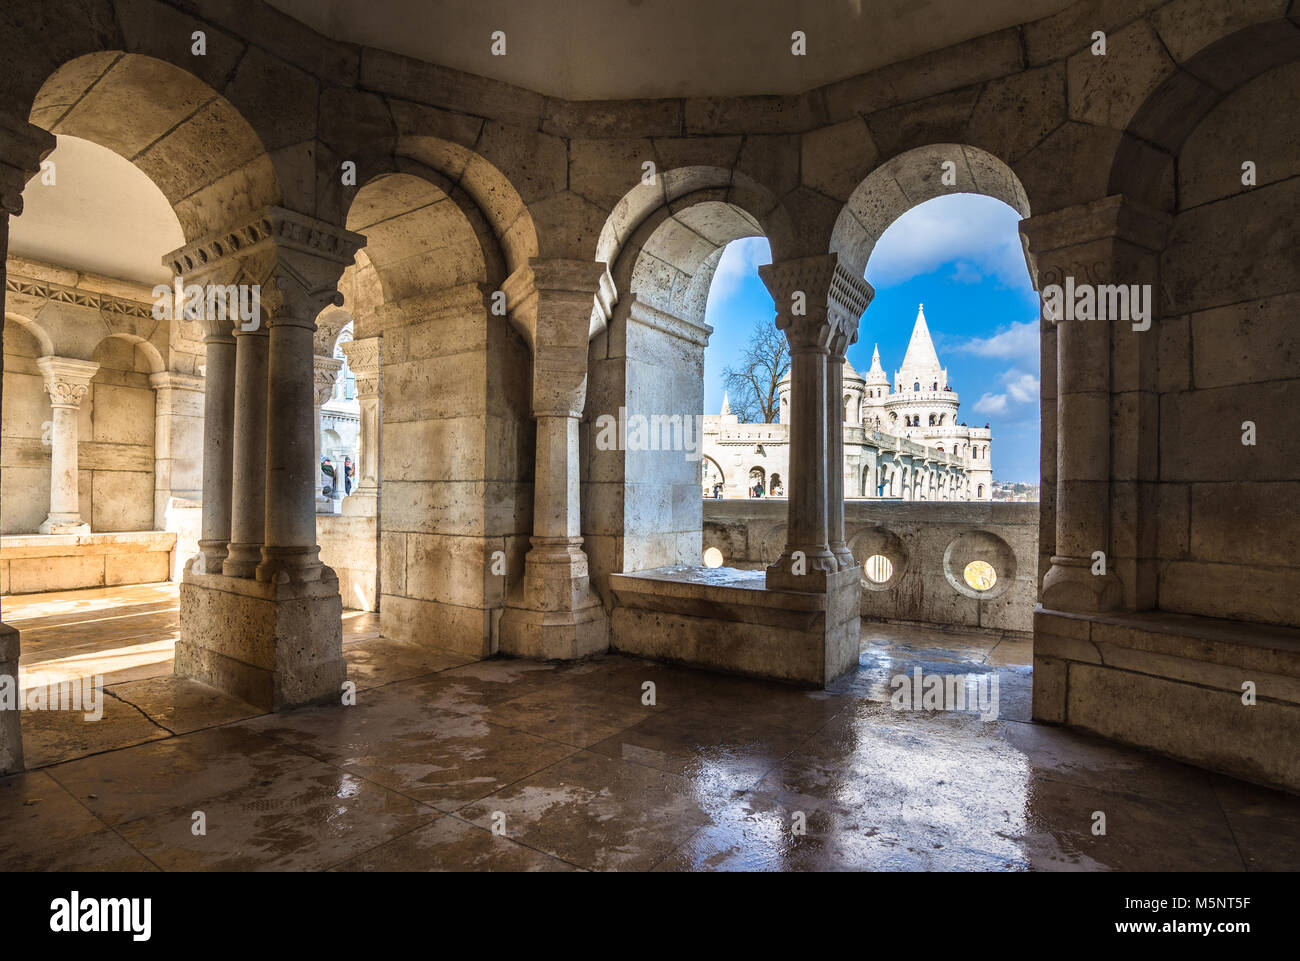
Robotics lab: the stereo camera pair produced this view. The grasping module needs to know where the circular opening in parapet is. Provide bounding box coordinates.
[703,547,724,568]
[863,554,894,584]
[963,560,997,592]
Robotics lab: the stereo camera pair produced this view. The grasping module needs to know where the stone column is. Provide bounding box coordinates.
[255,214,366,585]
[313,354,343,513]
[759,254,872,591]
[499,259,614,659]
[1020,196,1169,613]
[36,356,99,535]
[173,207,366,711]
[148,371,205,528]
[149,370,206,581]
[198,321,238,572]
[826,330,854,569]
[222,321,269,577]
[0,110,55,773]
[340,336,381,516]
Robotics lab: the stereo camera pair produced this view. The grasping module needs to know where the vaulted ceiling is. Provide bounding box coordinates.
[267,0,1074,100]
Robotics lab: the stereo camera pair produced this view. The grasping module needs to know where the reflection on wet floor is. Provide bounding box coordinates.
[2,586,1298,871]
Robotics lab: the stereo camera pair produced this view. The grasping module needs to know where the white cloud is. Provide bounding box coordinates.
[972,368,1040,420]
[953,319,1039,363]
[865,193,1030,289]
[706,236,771,303]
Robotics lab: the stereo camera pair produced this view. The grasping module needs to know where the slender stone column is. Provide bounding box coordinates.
[222,324,269,577]
[499,259,615,659]
[826,330,853,569]
[340,336,381,516]
[1020,196,1169,613]
[36,356,99,535]
[195,330,236,572]
[312,354,343,513]
[760,254,872,591]
[255,213,366,584]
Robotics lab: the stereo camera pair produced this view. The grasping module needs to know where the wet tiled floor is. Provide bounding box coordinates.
[2,586,1299,871]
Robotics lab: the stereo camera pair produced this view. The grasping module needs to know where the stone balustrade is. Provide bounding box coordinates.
[704,498,1039,633]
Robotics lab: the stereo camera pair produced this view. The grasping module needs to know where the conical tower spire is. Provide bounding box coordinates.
[863,342,888,385]
[896,303,947,390]
[720,391,731,415]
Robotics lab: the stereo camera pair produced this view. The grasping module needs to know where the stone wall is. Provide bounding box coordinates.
[2,309,157,534]
[317,512,377,612]
[1155,58,1300,628]
[376,286,534,656]
[704,499,1039,632]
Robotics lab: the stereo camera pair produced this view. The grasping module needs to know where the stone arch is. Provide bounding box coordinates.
[596,166,794,277]
[830,144,1031,277]
[29,52,282,241]
[339,171,534,657]
[90,330,165,375]
[701,454,727,495]
[1107,18,1300,214]
[344,172,490,303]
[3,312,53,356]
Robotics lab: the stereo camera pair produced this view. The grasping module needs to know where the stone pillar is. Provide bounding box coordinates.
[1020,196,1169,614]
[195,308,238,573]
[826,330,854,569]
[149,370,206,580]
[313,354,343,513]
[340,336,381,516]
[148,371,206,528]
[36,356,99,535]
[173,207,366,711]
[759,254,872,591]
[222,322,269,577]
[0,110,54,773]
[499,259,614,659]
[256,220,364,585]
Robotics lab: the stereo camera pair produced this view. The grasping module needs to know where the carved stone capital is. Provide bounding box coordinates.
[37,356,99,408]
[339,336,381,397]
[760,253,873,352]
[503,258,615,355]
[313,355,344,407]
[162,207,366,333]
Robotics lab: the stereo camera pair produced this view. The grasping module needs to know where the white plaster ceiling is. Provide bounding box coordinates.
[267,0,1074,100]
[9,135,185,286]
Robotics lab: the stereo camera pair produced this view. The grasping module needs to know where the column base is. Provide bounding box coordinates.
[193,540,228,576]
[830,543,855,570]
[0,623,23,774]
[1041,555,1123,612]
[765,545,839,592]
[255,545,324,584]
[38,516,89,535]
[222,542,264,578]
[341,489,379,516]
[175,568,345,711]
[499,537,609,659]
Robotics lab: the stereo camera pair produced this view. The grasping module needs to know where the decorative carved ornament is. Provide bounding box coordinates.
[6,275,155,318]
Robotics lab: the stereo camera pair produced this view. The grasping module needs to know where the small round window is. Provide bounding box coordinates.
[702,547,724,569]
[864,554,894,584]
[963,560,997,592]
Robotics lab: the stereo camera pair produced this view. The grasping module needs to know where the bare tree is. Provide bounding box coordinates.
[721,318,790,423]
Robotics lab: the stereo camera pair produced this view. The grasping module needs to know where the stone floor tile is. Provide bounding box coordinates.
[332,815,580,871]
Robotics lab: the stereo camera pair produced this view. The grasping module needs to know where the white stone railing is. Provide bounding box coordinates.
[703,498,1039,632]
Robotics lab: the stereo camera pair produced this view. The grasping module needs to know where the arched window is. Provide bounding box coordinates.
[914,382,920,391]
[977,484,985,497]
[928,413,936,426]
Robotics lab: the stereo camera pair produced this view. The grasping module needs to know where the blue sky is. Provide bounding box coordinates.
[702,194,1042,483]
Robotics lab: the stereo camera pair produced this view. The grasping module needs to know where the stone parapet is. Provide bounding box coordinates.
[609,565,860,687]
